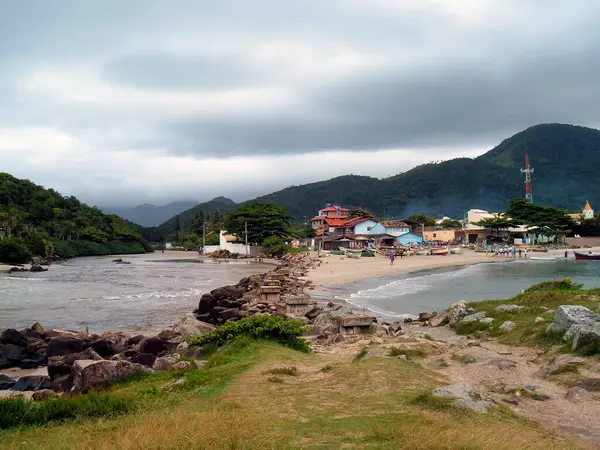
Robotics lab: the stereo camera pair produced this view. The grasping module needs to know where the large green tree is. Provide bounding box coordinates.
[406,214,437,227]
[506,198,574,236]
[224,202,293,245]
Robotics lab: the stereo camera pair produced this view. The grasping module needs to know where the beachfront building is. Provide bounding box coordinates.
[583,201,594,220]
[395,231,423,246]
[311,205,350,229]
[422,227,465,243]
[382,221,410,236]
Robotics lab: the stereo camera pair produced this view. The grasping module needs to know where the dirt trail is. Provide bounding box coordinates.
[313,326,600,448]
[416,326,600,447]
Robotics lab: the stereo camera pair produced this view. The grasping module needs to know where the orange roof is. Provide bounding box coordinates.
[319,206,350,213]
[584,201,593,211]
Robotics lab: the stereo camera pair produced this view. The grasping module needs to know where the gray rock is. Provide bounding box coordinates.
[565,387,591,403]
[499,321,516,331]
[430,312,449,327]
[545,323,562,337]
[495,305,523,313]
[534,317,545,324]
[448,301,468,327]
[162,377,186,391]
[547,355,585,375]
[554,305,600,332]
[152,356,178,371]
[32,389,57,402]
[432,383,494,413]
[194,360,208,369]
[460,312,487,324]
[0,374,15,390]
[12,375,52,391]
[490,358,517,370]
[573,378,600,391]
[480,318,495,325]
[172,361,192,371]
[71,359,152,393]
[571,326,600,354]
[503,396,521,405]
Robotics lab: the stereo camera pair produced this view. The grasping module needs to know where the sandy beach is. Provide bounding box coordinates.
[305,247,600,290]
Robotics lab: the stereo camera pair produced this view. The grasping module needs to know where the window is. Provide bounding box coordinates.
[433,233,437,238]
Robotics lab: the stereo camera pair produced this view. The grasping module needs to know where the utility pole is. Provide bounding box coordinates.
[202,221,206,251]
[244,221,248,256]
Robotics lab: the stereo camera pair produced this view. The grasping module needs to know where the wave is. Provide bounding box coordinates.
[2,276,48,282]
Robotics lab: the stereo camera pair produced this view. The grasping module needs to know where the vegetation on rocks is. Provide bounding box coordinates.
[455,278,600,352]
[0,173,152,263]
[187,315,311,353]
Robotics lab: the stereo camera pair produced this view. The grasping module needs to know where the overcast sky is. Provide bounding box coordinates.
[2,1,600,207]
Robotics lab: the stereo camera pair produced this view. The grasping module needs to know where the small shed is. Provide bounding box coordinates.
[395,231,423,246]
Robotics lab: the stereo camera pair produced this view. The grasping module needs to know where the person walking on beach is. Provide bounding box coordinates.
[388,250,396,265]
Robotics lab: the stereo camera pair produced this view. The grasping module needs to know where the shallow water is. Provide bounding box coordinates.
[327,259,600,319]
[0,254,272,332]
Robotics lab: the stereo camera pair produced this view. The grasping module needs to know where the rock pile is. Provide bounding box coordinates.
[0,317,215,395]
[547,305,600,353]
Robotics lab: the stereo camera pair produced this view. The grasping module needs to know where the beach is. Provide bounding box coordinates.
[305,247,600,289]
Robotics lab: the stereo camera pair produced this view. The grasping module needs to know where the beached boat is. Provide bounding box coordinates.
[431,249,449,256]
[529,256,563,261]
[415,249,430,256]
[531,248,549,253]
[449,247,462,254]
[574,251,600,261]
[346,252,362,259]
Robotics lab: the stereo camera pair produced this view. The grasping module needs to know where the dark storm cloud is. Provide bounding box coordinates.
[3,0,600,205]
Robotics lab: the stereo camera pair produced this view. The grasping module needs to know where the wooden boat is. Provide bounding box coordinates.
[431,249,449,256]
[449,247,462,254]
[531,248,549,253]
[574,251,600,261]
[346,251,362,259]
[415,249,430,256]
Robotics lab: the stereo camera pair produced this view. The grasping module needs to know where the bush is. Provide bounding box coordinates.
[187,315,310,353]
[52,240,149,259]
[0,393,134,430]
[262,236,291,257]
[0,239,31,264]
[522,278,583,293]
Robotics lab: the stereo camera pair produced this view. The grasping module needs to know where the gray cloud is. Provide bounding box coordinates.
[2,0,600,205]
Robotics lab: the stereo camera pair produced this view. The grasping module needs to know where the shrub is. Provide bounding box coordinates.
[354,347,369,361]
[0,393,134,430]
[522,278,583,294]
[262,236,291,257]
[0,239,31,264]
[187,315,310,353]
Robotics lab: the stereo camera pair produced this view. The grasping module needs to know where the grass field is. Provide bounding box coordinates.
[0,335,582,449]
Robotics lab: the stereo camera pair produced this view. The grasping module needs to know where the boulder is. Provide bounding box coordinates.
[418,311,437,321]
[534,317,545,324]
[311,312,339,334]
[19,358,41,369]
[127,334,145,346]
[79,347,104,361]
[153,356,178,371]
[430,312,449,327]
[565,386,591,403]
[460,312,487,324]
[210,307,241,321]
[71,360,152,394]
[52,374,73,392]
[573,378,600,392]
[12,375,53,392]
[0,343,27,364]
[1,328,24,345]
[495,305,523,313]
[139,337,176,356]
[32,389,57,401]
[31,322,45,336]
[547,355,585,375]
[480,318,495,325]
[46,336,85,358]
[0,357,11,370]
[217,299,243,309]
[210,285,244,301]
[48,354,81,379]
[129,352,156,368]
[448,301,468,327]
[173,317,215,338]
[196,293,217,314]
[30,264,48,272]
[432,383,494,413]
[20,328,42,342]
[554,305,600,332]
[499,321,517,331]
[172,361,192,371]
[571,326,600,354]
[0,374,15,390]
[84,339,114,357]
[305,307,323,320]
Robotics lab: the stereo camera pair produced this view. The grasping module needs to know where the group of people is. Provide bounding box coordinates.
[494,246,520,257]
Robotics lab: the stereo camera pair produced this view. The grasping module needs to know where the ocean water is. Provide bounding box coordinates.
[0,254,272,332]
[328,259,600,319]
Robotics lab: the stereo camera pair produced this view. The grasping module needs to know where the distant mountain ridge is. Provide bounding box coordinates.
[159,123,600,225]
[104,200,198,227]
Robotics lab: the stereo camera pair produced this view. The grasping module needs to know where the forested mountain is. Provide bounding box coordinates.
[0,173,152,263]
[158,196,237,229]
[103,201,198,227]
[161,123,600,224]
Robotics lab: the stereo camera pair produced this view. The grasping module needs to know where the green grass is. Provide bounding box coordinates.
[354,347,369,361]
[454,279,600,351]
[389,346,427,359]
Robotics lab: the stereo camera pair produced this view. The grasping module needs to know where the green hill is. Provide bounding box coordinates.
[0,173,152,263]
[158,196,238,230]
[160,123,600,223]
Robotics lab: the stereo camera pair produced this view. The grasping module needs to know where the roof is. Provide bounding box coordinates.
[382,221,409,228]
[311,214,349,221]
[584,201,593,211]
[319,206,350,213]
[396,231,423,237]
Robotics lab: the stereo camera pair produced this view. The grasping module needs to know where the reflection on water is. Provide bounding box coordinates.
[0,254,271,332]
[338,260,600,318]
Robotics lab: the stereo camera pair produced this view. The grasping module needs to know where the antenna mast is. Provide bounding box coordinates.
[520,153,534,202]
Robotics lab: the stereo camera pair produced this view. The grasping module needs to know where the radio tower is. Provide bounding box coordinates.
[520,152,534,202]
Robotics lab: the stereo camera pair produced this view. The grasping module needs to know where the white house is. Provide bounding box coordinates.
[382,221,410,236]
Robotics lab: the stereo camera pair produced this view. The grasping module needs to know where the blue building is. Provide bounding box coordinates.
[395,231,423,246]
[352,219,386,235]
